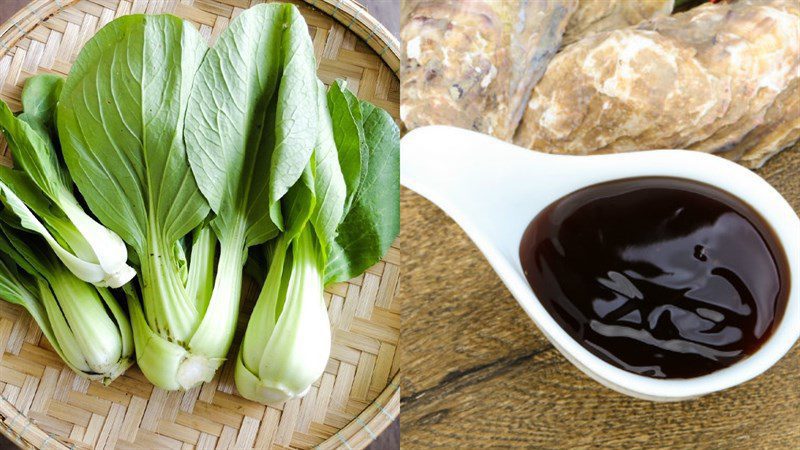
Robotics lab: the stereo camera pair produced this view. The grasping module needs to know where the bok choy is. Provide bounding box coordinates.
[180,3,320,392]
[236,226,330,403]
[27,2,400,398]
[0,222,133,383]
[0,74,135,288]
[232,75,339,404]
[233,86,399,403]
[179,3,399,403]
[57,15,214,390]
[232,73,399,403]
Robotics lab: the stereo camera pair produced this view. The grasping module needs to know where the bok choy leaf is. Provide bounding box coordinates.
[324,90,400,284]
[0,75,135,288]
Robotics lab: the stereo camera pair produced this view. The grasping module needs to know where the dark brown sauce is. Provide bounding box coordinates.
[519,177,790,378]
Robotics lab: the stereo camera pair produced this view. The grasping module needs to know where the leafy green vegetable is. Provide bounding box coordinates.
[326,80,367,215]
[310,80,346,252]
[235,226,330,404]
[24,2,400,399]
[0,222,133,383]
[234,79,399,404]
[21,73,62,141]
[0,75,135,288]
[324,95,400,283]
[266,5,321,233]
[57,14,212,389]
[196,5,390,405]
[182,2,322,389]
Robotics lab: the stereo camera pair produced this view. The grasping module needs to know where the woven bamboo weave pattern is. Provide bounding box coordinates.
[0,1,401,449]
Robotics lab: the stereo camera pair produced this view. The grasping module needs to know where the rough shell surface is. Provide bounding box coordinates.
[400,0,575,140]
[515,0,800,169]
[562,0,674,46]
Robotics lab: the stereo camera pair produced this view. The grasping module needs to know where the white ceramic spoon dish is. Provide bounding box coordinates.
[401,125,800,401]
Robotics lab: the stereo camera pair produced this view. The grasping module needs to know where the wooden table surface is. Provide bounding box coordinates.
[400,145,800,448]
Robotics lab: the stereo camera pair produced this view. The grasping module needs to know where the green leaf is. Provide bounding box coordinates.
[0,100,65,203]
[21,74,63,140]
[327,80,367,214]
[20,74,67,186]
[0,177,108,283]
[185,2,287,248]
[0,221,49,278]
[282,163,316,241]
[325,102,399,283]
[58,14,209,256]
[0,248,41,310]
[0,253,73,379]
[310,80,346,253]
[0,227,55,350]
[22,74,63,124]
[267,4,320,231]
[0,97,135,287]
[0,165,56,221]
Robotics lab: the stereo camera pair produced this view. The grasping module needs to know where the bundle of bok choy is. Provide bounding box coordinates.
[34,2,399,401]
[183,4,399,403]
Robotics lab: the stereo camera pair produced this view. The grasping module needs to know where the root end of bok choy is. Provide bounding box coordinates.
[233,354,315,405]
[127,282,223,390]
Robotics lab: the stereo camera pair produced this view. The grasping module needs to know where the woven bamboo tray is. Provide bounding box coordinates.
[0,1,400,449]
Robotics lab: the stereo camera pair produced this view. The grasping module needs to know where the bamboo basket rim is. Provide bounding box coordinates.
[0,0,400,449]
